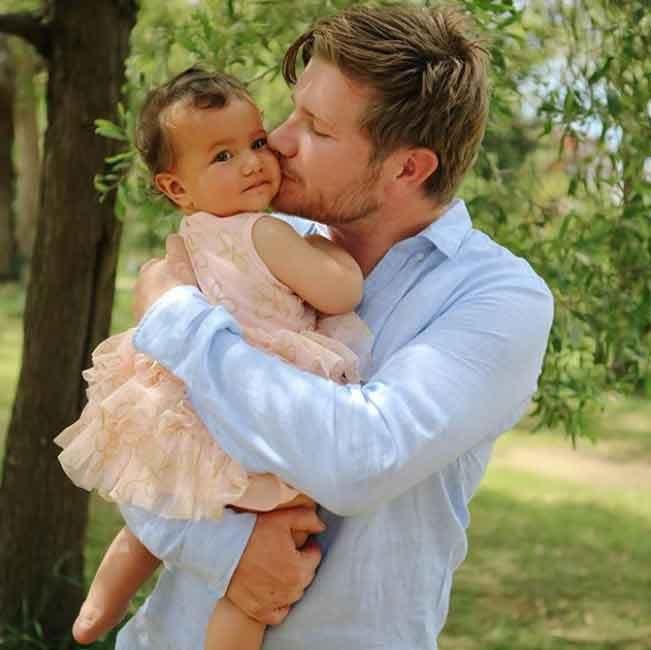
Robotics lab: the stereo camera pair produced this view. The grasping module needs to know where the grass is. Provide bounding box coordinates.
[1,280,650,649]
[0,284,23,443]
[440,441,651,650]
[0,280,135,464]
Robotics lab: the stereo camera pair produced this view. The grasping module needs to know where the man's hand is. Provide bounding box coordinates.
[133,234,196,321]
[226,507,325,625]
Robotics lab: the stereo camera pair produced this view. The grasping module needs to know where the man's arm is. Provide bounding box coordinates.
[120,503,324,624]
[134,274,554,516]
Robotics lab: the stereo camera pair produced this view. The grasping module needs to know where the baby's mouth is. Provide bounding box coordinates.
[243,180,270,192]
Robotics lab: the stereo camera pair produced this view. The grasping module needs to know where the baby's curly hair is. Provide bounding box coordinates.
[136,67,252,177]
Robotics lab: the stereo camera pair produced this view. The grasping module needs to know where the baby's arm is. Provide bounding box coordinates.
[252,217,363,315]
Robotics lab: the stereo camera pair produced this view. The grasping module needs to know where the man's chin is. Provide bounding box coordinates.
[271,185,332,224]
[271,190,302,216]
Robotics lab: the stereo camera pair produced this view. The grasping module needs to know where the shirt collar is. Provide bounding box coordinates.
[416,198,472,259]
[282,198,472,260]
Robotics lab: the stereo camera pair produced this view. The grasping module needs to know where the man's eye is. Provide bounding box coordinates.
[252,137,268,150]
[214,150,232,162]
[311,123,329,138]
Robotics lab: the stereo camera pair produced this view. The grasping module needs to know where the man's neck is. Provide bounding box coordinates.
[328,200,447,277]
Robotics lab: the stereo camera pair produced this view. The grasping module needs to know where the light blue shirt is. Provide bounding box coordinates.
[116,200,553,650]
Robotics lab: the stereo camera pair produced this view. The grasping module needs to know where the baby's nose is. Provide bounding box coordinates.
[242,151,263,174]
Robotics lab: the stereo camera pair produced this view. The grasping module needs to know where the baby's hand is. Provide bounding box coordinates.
[133,235,196,320]
[165,234,196,285]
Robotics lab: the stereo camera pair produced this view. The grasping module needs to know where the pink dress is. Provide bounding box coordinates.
[55,212,370,520]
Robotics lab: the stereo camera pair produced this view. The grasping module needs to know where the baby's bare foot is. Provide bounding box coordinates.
[72,600,127,645]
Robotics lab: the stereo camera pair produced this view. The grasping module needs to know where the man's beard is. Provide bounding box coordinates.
[273,164,381,226]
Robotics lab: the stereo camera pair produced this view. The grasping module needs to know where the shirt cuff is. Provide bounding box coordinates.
[121,504,256,597]
[133,285,241,374]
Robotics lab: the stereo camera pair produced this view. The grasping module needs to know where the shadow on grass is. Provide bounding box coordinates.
[442,488,651,650]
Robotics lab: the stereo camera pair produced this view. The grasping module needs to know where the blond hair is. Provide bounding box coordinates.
[283,5,489,204]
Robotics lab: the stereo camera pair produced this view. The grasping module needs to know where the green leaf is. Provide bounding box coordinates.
[606,90,622,117]
[94,119,128,141]
[588,57,613,84]
[568,176,579,196]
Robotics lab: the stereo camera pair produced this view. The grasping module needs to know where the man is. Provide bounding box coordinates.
[114,4,553,649]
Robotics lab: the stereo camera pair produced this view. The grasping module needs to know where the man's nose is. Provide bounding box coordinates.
[268,120,297,158]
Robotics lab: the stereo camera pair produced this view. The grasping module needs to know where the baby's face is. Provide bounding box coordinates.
[158,98,281,216]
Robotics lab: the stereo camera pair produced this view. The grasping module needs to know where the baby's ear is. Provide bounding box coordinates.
[155,172,192,209]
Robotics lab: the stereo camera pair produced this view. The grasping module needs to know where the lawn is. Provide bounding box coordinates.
[441,427,651,650]
[1,281,650,649]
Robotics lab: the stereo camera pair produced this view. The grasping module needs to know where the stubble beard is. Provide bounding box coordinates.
[273,165,382,226]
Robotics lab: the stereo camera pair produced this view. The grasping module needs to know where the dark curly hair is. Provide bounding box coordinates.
[136,67,252,176]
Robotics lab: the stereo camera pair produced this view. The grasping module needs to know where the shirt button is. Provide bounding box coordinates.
[414,253,426,263]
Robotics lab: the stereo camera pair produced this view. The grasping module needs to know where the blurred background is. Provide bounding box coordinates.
[0,0,649,648]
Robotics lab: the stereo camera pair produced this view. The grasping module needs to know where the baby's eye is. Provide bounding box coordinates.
[214,150,233,163]
[252,137,268,150]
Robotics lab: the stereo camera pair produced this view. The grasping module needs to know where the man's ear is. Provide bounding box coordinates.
[392,148,439,191]
[154,172,193,209]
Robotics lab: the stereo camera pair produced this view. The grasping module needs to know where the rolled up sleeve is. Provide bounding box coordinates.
[121,503,256,596]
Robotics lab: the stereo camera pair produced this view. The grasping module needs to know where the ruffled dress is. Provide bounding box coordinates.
[55,212,370,520]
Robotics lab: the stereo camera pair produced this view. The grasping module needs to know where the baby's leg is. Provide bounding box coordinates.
[204,494,317,650]
[205,598,265,650]
[73,526,160,644]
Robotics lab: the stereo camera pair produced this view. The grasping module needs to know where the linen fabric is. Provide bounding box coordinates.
[117,200,554,649]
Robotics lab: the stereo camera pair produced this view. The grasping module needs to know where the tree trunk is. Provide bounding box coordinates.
[0,1,136,641]
[0,36,18,282]
[13,38,42,263]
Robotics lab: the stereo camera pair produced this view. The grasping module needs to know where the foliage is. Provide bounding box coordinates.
[90,0,651,441]
[461,0,650,438]
[0,0,42,12]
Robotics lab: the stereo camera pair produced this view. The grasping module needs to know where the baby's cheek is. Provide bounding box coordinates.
[264,151,281,172]
[267,158,282,191]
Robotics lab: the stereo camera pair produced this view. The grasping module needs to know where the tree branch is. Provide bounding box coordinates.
[0,12,50,60]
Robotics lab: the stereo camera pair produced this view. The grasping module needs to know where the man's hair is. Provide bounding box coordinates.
[136,67,252,176]
[282,4,489,205]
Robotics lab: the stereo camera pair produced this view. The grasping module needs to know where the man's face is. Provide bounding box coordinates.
[268,58,382,225]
